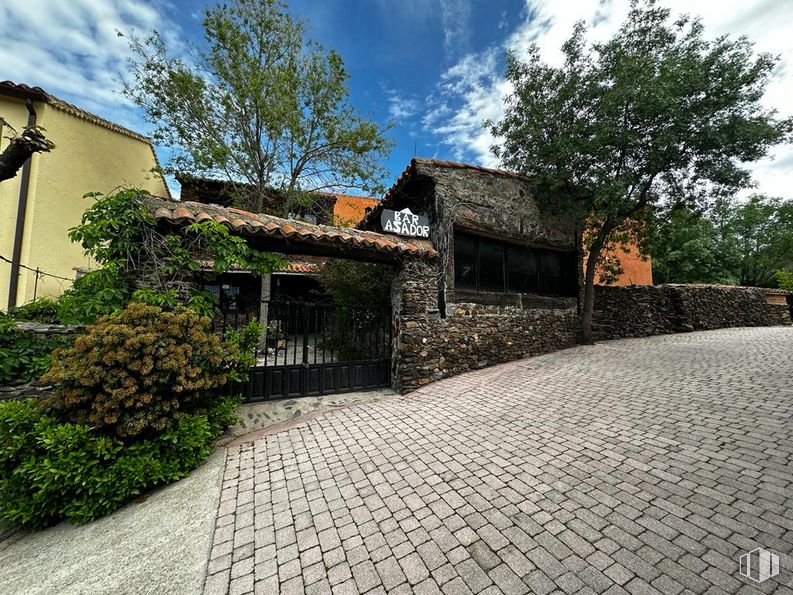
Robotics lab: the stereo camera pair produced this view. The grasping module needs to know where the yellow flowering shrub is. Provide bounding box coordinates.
[42,303,228,439]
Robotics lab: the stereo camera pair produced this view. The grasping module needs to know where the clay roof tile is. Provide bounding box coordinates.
[141,195,436,260]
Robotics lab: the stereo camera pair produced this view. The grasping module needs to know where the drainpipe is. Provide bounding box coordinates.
[7,98,37,310]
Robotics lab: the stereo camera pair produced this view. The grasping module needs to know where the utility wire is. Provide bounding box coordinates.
[0,253,73,282]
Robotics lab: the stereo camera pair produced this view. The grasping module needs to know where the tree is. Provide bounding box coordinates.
[650,206,736,285]
[0,117,54,183]
[651,195,793,287]
[123,0,392,214]
[489,0,792,343]
[721,195,793,286]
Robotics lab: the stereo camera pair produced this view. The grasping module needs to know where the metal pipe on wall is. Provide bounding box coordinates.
[7,98,37,310]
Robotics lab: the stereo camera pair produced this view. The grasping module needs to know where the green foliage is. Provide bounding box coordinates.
[223,321,263,382]
[651,195,793,287]
[315,261,393,360]
[62,188,282,324]
[57,267,130,325]
[0,318,71,384]
[489,0,792,340]
[317,260,393,306]
[122,0,392,213]
[0,398,237,528]
[42,303,228,439]
[776,270,793,291]
[724,195,793,286]
[650,208,737,285]
[8,298,60,324]
[68,189,156,267]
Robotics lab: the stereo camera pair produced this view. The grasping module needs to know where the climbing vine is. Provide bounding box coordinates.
[59,188,283,323]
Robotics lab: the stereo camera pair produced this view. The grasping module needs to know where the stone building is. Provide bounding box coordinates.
[142,160,789,398]
[360,158,584,390]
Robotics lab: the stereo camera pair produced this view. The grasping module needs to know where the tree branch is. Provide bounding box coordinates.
[0,127,54,183]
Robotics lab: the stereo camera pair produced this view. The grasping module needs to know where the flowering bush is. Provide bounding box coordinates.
[0,397,237,527]
[42,302,228,439]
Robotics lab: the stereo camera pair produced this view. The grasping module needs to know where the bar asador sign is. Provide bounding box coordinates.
[381,208,430,238]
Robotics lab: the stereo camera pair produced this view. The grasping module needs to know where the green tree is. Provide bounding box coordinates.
[123,0,392,214]
[489,0,791,343]
[651,195,793,287]
[651,208,735,285]
[725,195,793,286]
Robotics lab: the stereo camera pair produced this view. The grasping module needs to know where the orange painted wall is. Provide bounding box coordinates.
[586,243,653,286]
[332,195,379,227]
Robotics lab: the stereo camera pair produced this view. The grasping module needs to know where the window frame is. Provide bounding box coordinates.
[452,231,578,298]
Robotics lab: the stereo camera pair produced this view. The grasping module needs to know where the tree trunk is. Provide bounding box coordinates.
[0,128,52,183]
[581,224,612,345]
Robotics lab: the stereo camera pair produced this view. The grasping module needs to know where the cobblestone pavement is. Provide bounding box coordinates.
[204,327,793,595]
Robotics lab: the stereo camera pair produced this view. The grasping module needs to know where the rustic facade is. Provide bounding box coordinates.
[141,162,792,396]
[362,159,583,391]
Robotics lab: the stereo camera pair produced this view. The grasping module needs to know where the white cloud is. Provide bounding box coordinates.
[384,87,421,121]
[427,0,793,196]
[0,0,181,134]
[439,0,472,60]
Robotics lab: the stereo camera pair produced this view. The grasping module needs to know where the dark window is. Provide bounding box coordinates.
[454,233,477,289]
[453,231,577,297]
[506,244,538,293]
[478,239,505,291]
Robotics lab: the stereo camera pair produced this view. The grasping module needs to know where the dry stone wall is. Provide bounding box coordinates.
[593,284,791,341]
[0,322,82,402]
[392,261,580,392]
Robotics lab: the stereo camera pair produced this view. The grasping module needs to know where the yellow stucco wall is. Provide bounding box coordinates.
[0,96,169,308]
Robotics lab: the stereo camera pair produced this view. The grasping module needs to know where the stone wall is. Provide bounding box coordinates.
[415,161,578,251]
[392,261,580,392]
[0,322,81,402]
[593,284,791,341]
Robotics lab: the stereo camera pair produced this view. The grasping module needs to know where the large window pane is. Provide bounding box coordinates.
[506,245,538,293]
[478,239,505,292]
[454,233,477,289]
[539,250,577,296]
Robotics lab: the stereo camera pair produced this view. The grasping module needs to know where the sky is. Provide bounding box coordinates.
[1,0,792,199]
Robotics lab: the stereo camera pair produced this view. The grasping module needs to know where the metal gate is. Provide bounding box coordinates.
[222,300,392,401]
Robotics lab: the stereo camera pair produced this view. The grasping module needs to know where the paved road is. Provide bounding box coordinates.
[205,327,793,595]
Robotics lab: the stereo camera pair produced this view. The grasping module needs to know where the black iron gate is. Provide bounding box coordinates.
[222,299,392,401]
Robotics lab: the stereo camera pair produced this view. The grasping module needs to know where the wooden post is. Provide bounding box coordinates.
[258,273,271,350]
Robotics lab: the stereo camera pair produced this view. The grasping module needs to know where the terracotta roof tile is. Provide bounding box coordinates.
[142,195,437,260]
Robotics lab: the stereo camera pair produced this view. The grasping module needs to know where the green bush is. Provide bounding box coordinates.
[0,398,237,527]
[57,267,130,325]
[42,302,229,439]
[0,318,72,384]
[8,298,61,324]
[776,270,793,291]
[223,320,263,381]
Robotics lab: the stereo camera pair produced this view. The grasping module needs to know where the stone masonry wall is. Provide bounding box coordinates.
[593,284,791,341]
[392,261,580,393]
[0,322,82,402]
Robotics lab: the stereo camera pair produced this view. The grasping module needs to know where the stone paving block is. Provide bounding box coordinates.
[524,569,557,595]
[376,556,408,591]
[454,558,492,592]
[202,329,793,595]
[489,563,528,593]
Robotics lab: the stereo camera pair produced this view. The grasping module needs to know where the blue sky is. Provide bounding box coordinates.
[1,0,792,198]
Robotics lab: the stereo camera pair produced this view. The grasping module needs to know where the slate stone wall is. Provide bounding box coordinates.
[392,261,580,392]
[414,161,579,251]
[592,284,791,341]
[0,322,81,402]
